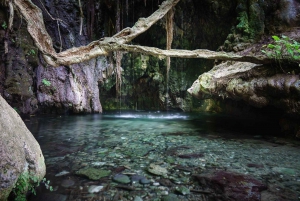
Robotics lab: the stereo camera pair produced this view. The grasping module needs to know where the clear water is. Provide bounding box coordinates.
[25,111,300,201]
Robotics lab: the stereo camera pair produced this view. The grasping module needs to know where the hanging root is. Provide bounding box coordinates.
[78,0,83,35]
[115,51,123,96]
[166,8,174,76]
[8,0,14,30]
[4,0,14,54]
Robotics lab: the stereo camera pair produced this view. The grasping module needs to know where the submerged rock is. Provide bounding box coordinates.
[76,167,111,180]
[175,186,190,195]
[162,193,179,201]
[61,179,75,188]
[194,170,267,201]
[148,163,168,176]
[133,196,143,201]
[113,174,131,184]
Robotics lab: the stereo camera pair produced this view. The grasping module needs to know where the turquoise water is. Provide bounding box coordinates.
[25,111,300,201]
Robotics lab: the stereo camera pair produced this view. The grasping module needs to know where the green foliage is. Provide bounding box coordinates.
[261,35,300,62]
[42,78,51,86]
[27,49,36,56]
[2,21,7,29]
[29,49,36,55]
[13,107,20,113]
[13,172,53,201]
[237,11,250,35]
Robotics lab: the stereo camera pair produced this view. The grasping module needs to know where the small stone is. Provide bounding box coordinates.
[162,193,179,201]
[133,196,143,201]
[88,185,104,193]
[161,191,168,195]
[91,162,106,166]
[55,170,70,177]
[140,178,151,184]
[131,174,146,182]
[148,163,168,176]
[153,182,160,186]
[175,186,190,195]
[113,174,131,184]
[61,179,75,188]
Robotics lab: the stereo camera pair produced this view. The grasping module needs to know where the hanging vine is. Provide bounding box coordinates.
[86,0,95,39]
[115,0,123,96]
[78,0,83,35]
[166,8,174,80]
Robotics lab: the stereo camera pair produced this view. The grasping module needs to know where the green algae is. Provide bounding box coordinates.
[76,167,111,180]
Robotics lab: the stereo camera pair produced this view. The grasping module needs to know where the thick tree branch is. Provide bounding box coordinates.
[11,0,181,66]
[109,44,274,64]
[12,0,57,56]
[10,0,283,67]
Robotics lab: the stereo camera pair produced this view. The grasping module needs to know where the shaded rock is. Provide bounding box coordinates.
[131,175,146,183]
[115,185,135,191]
[247,163,264,168]
[157,178,174,187]
[140,178,151,185]
[76,167,111,180]
[113,174,131,184]
[194,170,267,201]
[177,153,204,159]
[29,193,67,201]
[61,179,75,188]
[0,95,45,200]
[162,193,179,201]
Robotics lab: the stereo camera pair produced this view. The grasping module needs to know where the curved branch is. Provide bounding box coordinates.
[13,0,57,56]
[11,0,283,67]
[12,0,180,66]
[108,44,274,64]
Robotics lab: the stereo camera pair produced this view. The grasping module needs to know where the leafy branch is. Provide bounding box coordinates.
[262,35,300,63]
[13,172,53,201]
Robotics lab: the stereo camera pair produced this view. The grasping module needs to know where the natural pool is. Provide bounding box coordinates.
[25,111,300,201]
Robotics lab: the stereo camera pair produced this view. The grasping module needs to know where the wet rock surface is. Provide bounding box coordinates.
[25,112,300,201]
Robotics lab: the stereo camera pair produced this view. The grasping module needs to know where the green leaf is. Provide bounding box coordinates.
[281,35,289,40]
[42,79,51,86]
[287,49,294,56]
[267,44,275,49]
[272,35,280,41]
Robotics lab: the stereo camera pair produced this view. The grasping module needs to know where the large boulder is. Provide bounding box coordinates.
[0,95,46,200]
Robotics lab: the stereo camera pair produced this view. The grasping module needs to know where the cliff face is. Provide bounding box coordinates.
[0,0,104,114]
[187,1,300,137]
[0,0,299,118]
